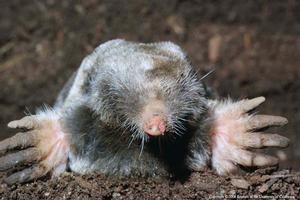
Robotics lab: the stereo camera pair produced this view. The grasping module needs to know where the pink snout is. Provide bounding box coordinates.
[143,115,166,136]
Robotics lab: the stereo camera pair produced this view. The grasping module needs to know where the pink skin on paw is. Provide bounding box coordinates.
[36,119,70,176]
[143,115,166,136]
[210,103,249,175]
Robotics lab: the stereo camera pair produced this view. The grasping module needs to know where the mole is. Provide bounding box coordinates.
[0,39,289,184]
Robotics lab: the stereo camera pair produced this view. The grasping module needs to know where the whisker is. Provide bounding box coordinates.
[175,116,189,122]
[172,125,183,137]
[200,68,215,81]
[176,122,186,132]
[24,106,32,116]
[139,136,145,158]
[128,135,136,148]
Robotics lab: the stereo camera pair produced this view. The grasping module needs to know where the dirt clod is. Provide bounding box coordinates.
[231,178,250,189]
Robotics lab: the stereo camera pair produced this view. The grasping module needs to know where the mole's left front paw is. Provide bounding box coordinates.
[209,97,289,175]
[0,112,69,184]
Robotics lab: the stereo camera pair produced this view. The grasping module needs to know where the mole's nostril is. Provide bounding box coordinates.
[143,116,166,136]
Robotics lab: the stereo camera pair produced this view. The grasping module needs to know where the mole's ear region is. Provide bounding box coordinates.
[143,115,166,136]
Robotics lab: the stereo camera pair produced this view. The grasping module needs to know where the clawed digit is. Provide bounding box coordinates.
[232,150,279,167]
[8,116,39,129]
[239,96,266,113]
[0,147,41,171]
[0,131,38,154]
[4,164,48,185]
[234,132,289,149]
[247,115,288,130]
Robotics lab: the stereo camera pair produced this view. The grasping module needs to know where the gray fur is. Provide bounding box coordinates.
[55,39,211,178]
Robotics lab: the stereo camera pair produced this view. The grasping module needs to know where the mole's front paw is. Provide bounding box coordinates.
[209,97,289,175]
[0,111,69,184]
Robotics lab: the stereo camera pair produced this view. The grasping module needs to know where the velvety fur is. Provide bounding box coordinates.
[55,39,211,178]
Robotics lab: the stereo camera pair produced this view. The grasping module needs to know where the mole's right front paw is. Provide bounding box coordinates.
[0,112,69,184]
[209,97,289,175]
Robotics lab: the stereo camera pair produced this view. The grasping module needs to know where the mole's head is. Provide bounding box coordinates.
[97,43,206,144]
[95,42,208,143]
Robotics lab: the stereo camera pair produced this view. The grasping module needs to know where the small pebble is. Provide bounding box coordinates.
[231,178,250,189]
[112,192,121,198]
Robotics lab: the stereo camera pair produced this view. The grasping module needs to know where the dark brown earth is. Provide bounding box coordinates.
[0,168,299,199]
[0,0,299,199]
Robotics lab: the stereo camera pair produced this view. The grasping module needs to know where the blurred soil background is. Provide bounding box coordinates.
[0,0,299,199]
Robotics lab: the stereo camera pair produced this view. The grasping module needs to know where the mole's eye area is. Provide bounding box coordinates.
[141,99,168,137]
